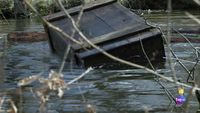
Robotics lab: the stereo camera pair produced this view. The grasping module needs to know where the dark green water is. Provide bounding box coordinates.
[0,11,200,113]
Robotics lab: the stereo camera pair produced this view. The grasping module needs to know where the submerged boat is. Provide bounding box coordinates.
[43,0,165,67]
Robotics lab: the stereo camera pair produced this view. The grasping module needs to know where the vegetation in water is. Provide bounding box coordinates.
[32,0,83,16]
[0,0,14,18]
[0,0,83,18]
[0,0,199,18]
[120,0,200,10]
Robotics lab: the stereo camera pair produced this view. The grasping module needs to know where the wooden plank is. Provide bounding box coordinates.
[77,11,115,38]
[43,0,116,22]
[72,24,151,50]
[76,28,161,58]
[51,11,115,39]
[7,31,47,42]
[92,3,145,30]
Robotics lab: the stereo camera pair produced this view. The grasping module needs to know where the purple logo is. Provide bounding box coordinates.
[176,95,186,105]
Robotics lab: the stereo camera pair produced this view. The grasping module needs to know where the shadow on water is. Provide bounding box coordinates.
[0,11,200,113]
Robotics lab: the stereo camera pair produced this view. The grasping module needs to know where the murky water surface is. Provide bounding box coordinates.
[0,11,200,113]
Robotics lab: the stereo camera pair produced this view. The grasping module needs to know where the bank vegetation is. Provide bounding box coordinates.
[0,0,199,19]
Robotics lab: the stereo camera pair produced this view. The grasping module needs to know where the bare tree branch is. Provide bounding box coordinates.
[54,0,200,90]
[172,28,200,55]
[58,45,71,74]
[140,38,175,102]
[0,9,9,24]
[24,0,82,45]
[185,12,200,24]
[58,2,85,74]
[193,0,200,6]
[166,0,179,87]
[67,67,93,85]
[170,48,193,80]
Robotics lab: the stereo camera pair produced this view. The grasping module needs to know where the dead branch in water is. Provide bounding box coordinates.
[185,12,200,24]
[22,0,200,112]
[24,0,82,45]
[53,0,200,90]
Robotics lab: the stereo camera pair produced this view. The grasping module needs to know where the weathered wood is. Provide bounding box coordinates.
[72,24,151,50]
[7,31,48,42]
[43,0,165,67]
[77,28,161,58]
[50,2,152,45]
[171,37,200,43]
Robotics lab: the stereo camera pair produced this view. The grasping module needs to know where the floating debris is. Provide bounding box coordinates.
[0,96,5,109]
[18,72,43,86]
[8,100,18,113]
[86,104,96,113]
[49,70,64,78]
[57,88,64,98]
[7,31,47,42]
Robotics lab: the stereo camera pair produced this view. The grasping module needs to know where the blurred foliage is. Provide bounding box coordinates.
[64,0,83,9]
[33,0,83,16]
[0,0,13,10]
[34,1,53,16]
[120,0,200,10]
[0,0,199,18]
[0,0,83,18]
[0,0,14,18]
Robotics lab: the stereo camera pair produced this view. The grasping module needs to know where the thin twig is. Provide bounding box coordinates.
[182,87,195,113]
[139,38,155,70]
[52,0,200,90]
[24,0,82,45]
[67,67,93,85]
[58,45,71,74]
[156,79,175,102]
[0,9,9,24]
[19,87,23,113]
[164,57,200,65]
[0,96,5,109]
[193,0,200,5]
[9,99,18,113]
[172,28,200,55]
[187,60,199,82]
[57,2,92,106]
[140,38,175,102]
[185,12,200,24]
[58,1,85,74]
[166,0,179,87]
[170,48,192,79]
[24,0,200,91]
[78,85,87,103]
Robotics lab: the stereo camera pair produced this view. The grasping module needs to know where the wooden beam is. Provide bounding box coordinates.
[77,28,161,58]
[72,24,151,50]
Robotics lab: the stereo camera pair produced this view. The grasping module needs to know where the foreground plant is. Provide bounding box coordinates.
[17,67,93,112]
